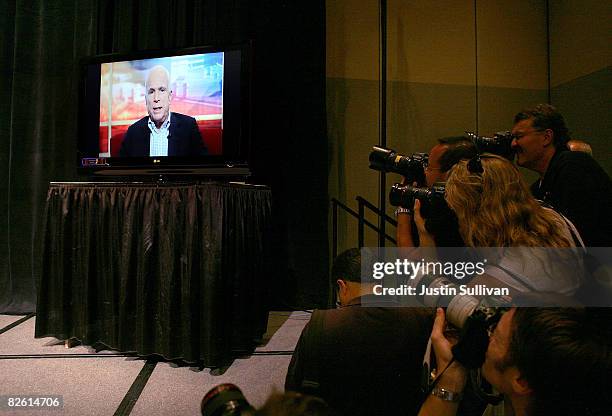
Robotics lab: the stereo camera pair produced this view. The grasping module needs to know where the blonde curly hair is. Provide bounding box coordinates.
[445,154,572,247]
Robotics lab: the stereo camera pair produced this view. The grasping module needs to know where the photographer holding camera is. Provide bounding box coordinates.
[394,137,477,247]
[285,248,433,416]
[418,305,612,416]
[411,153,584,296]
[511,104,612,246]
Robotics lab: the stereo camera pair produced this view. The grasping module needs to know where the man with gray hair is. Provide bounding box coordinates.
[511,104,611,246]
[120,65,207,157]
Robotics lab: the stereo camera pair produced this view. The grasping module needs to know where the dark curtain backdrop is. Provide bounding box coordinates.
[0,0,328,314]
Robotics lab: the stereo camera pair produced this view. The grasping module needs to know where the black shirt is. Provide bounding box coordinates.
[530,149,612,246]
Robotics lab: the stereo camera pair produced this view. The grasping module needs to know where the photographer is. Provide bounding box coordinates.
[418,306,612,416]
[285,248,433,416]
[413,154,584,295]
[396,137,476,247]
[511,104,612,246]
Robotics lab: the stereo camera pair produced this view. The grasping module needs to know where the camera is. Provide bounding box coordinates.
[201,383,255,416]
[389,182,446,217]
[410,269,510,405]
[417,280,509,406]
[369,146,428,185]
[389,182,464,246]
[465,131,515,160]
[451,302,509,369]
[409,268,511,369]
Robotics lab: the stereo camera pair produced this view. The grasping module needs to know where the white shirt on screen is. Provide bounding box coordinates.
[148,112,171,156]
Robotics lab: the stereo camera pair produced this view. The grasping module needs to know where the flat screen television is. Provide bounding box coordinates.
[78,42,251,177]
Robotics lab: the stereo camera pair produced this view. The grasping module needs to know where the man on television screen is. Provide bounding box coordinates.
[119,65,208,157]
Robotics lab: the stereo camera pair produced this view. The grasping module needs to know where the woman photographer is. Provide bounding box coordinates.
[414,153,584,295]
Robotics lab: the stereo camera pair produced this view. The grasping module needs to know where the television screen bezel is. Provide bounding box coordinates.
[77,42,252,176]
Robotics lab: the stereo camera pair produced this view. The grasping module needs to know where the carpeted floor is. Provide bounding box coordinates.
[0,311,310,416]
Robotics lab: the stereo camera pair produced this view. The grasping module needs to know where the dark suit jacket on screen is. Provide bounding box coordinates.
[119,112,208,157]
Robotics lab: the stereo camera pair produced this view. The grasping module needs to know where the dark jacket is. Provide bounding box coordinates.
[285,295,434,416]
[119,112,207,157]
[531,149,612,246]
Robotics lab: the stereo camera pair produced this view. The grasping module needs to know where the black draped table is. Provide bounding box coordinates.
[35,181,271,366]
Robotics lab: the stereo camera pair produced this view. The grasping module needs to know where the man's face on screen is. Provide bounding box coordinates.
[145,67,173,128]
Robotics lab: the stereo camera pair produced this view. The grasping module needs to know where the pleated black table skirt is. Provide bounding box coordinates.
[35,182,271,366]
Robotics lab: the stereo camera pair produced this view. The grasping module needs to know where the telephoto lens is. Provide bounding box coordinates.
[369,146,428,185]
[465,131,515,159]
[388,182,446,218]
[201,383,256,416]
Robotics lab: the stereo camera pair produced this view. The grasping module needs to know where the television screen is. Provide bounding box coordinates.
[78,43,251,176]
